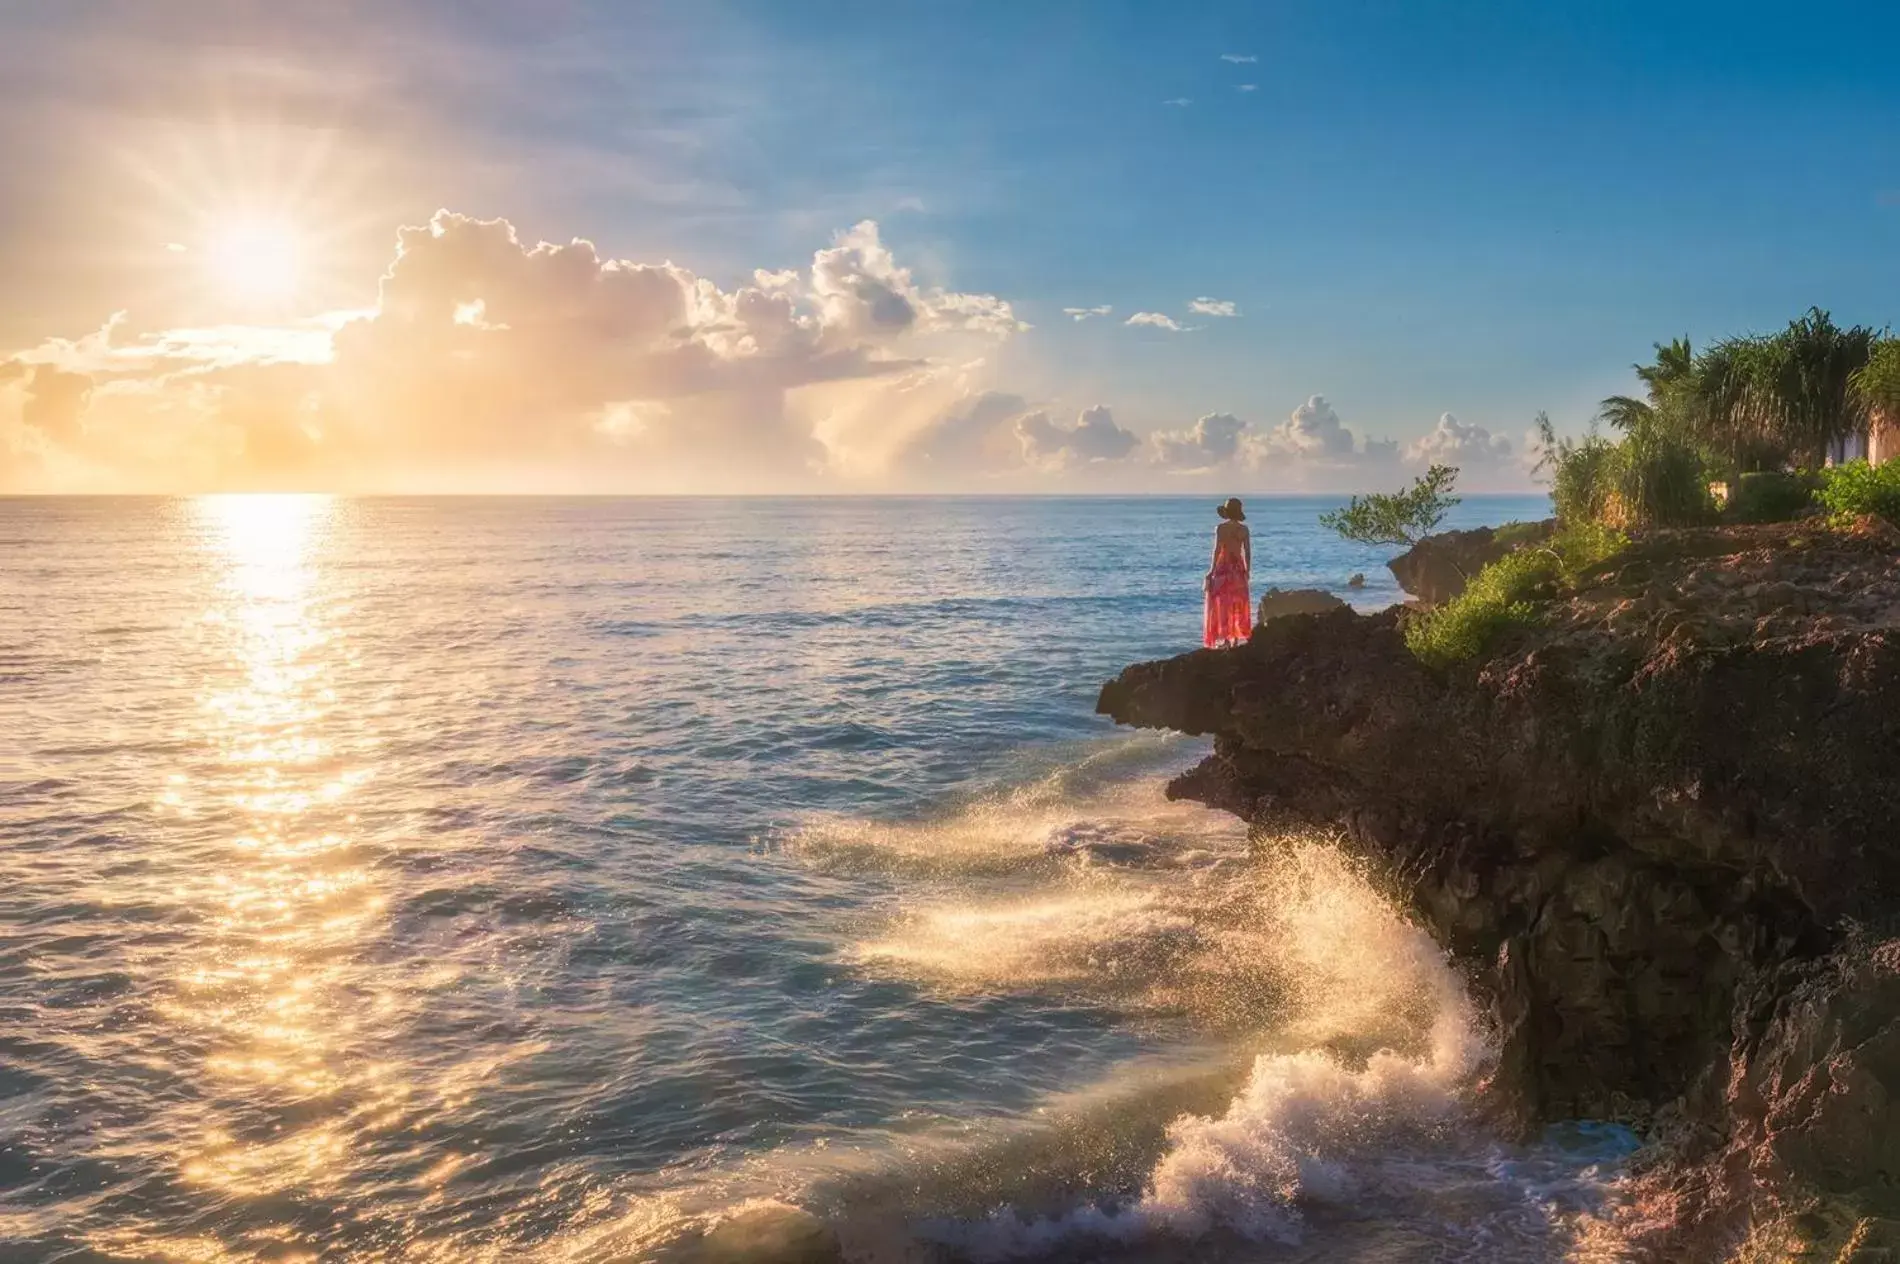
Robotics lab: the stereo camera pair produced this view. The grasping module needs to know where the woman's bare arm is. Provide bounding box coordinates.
[1242,524,1252,572]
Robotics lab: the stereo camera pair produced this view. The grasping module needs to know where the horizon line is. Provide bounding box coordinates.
[0,489,1553,501]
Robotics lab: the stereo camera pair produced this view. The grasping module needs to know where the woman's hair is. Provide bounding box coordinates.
[1217,498,1246,522]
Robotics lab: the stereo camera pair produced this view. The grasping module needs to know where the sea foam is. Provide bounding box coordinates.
[914,838,1496,1259]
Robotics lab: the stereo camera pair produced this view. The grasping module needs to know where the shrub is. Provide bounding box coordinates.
[1726,470,1817,523]
[1320,464,1461,548]
[1403,524,1627,668]
[1816,459,1900,525]
[1404,549,1554,667]
[1533,414,1617,525]
[1546,520,1628,577]
[1608,425,1712,529]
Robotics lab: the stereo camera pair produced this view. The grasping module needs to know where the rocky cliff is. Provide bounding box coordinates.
[1385,518,1555,605]
[1098,517,1900,1257]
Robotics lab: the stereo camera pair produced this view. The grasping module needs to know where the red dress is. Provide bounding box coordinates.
[1203,545,1252,648]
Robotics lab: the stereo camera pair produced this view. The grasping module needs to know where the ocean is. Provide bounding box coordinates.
[0,494,1640,1263]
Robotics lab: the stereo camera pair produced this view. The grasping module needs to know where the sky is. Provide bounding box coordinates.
[1,0,1897,494]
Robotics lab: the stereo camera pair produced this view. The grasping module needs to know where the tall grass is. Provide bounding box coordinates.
[1536,413,1710,531]
[1609,426,1712,529]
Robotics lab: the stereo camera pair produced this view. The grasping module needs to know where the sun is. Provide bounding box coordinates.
[207,217,303,305]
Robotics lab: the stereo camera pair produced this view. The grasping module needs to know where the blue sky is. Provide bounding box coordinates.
[1,0,1897,492]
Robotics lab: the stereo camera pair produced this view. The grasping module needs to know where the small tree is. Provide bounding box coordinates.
[1319,464,1461,548]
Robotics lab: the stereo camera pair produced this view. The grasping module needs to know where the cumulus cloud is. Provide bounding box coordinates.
[1259,394,1356,459]
[810,219,1026,341]
[0,209,1026,491]
[1220,54,1258,63]
[1016,404,1140,468]
[0,204,1543,494]
[1406,412,1512,465]
[1151,412,1247,468]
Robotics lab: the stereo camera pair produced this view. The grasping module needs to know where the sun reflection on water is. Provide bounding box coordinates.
[160,495,392,1204]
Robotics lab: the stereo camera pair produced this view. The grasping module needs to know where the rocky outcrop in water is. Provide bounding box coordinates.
[1098,518,1900,1256]
[1255,586,1349,624]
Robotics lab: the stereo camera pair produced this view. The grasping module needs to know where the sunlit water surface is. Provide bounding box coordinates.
[1,495,1640,1263]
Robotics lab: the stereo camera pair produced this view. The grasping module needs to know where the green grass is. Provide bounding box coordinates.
[1404,524,1627,668]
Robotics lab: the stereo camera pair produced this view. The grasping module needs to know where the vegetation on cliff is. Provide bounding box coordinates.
[1401,521,1622,667]
[1535,307,1900,536]
[1816,458,1900,524]
[1598,309,1891,473]
[1368,308,1900,667]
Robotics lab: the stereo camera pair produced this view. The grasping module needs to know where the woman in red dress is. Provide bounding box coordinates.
[1203,498,1252,648]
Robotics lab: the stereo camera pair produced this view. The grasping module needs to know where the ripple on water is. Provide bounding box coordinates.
[0,493,1623,1262]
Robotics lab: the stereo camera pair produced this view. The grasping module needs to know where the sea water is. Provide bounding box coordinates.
[0,494,1638,1262]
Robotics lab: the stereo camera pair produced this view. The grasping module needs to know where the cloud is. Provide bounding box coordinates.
[0,209,1025,491]
[1125,312,1194,332]
[1237,84,1259,92]
[1220,53,1258,63]
[1,360,94,444]
[1016,404,1140,468]
[1406,412,1512,465]
[890,390,1035,476]
[1186,297,1240,318]
[1162,98,1192,107]
[1152,412,1247,468]
[1062,305,1113,322]
[811,219,1026,340]
[1259,394,1357,459]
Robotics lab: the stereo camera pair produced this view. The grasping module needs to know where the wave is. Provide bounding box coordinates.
[601,741,1631,1262]
[780,734,1247,881]
[906,840,1497,1259]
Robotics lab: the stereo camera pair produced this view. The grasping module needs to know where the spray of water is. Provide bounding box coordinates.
[906,836,1495,1259]
[678,752,1509,1260]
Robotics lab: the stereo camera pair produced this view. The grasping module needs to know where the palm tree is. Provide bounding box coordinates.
[1690,310,1879,470]
[1852,339,1900,463]
[1597,394,1657,433]
[1769,307,1878,465]
[1598,337,1692,433]
[1689,338,1781,472]
[1636,336,1695,403]
[1850,339,1900,419]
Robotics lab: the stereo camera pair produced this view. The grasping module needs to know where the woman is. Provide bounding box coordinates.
[1203,498,1252,649]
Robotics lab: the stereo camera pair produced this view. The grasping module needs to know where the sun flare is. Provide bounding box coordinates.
[207,217,303,305]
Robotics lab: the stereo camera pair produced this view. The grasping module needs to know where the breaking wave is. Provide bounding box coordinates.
[616,739,1628,1262]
